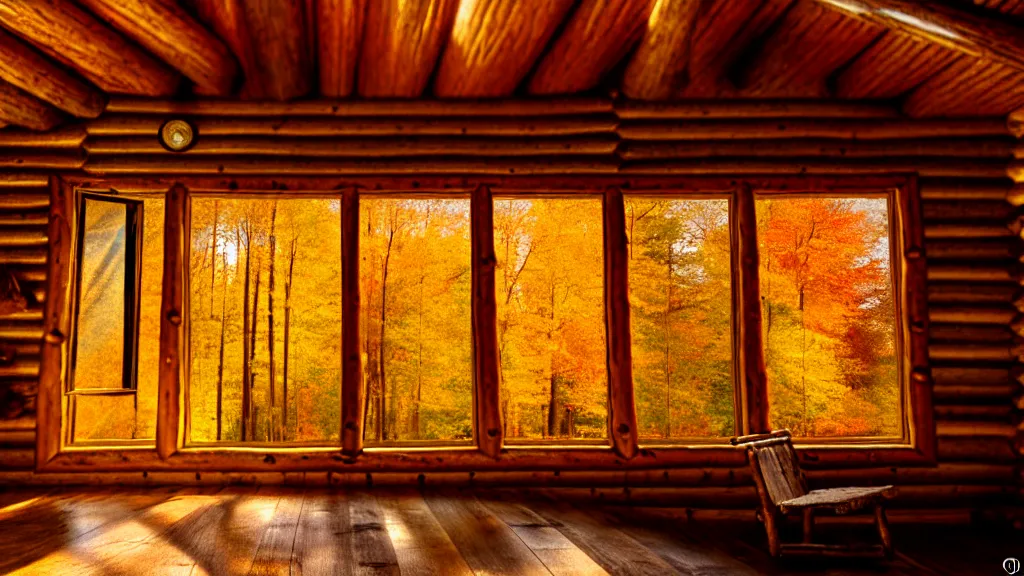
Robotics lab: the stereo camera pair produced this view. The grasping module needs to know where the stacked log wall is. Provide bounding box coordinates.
[0,99,1019,518]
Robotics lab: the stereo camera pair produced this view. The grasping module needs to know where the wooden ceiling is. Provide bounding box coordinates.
[2,0,1024,132]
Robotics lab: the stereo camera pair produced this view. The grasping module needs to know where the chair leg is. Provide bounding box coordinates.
[802,509,813,544]
[874,504,893,559]
[763,508,781,557]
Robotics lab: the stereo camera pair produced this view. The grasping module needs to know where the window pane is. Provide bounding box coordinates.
[135,196,163,439]
[73,198,126,389]
[495,198,607,442]
[757,197,900,437]
[626,198,734,439]
[71,394,137,441]
[361,198,473,444]
[189,198,342,443]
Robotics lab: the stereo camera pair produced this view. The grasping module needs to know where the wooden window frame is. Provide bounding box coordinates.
[36,174,935,474]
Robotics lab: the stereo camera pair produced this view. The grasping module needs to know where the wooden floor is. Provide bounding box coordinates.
[0,487,1016,575]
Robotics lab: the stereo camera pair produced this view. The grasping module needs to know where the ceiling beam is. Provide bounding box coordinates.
[242,0,313,101]
[0,0,179,96]
[358,0,458,98]
[527,0,653,95]
[0,80,62,131]
[183,0,260,98]
[621,0,705,100]
[434,0,575,98]
[814,0,1024,73]
[76,0,239,96]
[318,0,367,98]
[0,27,105,118]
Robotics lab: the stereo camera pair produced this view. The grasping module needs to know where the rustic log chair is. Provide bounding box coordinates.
[731,430,896,559]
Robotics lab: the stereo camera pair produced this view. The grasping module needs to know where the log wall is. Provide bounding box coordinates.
[0,99,1020,518]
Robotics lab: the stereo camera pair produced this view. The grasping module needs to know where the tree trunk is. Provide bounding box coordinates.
[249,249,262,442]
[216,251,226,441]
[664,243,673,439]
[241,222,251,441]
[267,201,278,441]
[379,226,395,441]
[283,237,296,441]
[547,281,558,438]
[413,274,424,439]
[210,200,218,318]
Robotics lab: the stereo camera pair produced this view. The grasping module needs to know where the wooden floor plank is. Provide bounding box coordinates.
[249,488,305,575]
[291,491,351,576]
[519,493,683,576]
[424,491,552,576]
[376,489,474,576]
[6,487,209,575]
[482,497,608,576]
[349,491,401,575]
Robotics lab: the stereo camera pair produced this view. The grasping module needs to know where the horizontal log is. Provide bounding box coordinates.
[619,139,1015,160]
[0,449,34,470]
[805,463,1016,486]
[0,325,44,341]
[83,157,622,176]
[934,405,1015,419]
[927,264,1015,283]
[937,437,1018,462]
[933,384,1019,402]
[0,152,85,170]
[87,116,620,137]
[923,201,1016,221]
[0,249,46,266]
[921,180,1012,201]
[0,195,48,210]
[936,421,1018,438]
[614,101,900,119]
[0,429,34,448]
[0,214,48,227]
[622,159,1008,178]
[10,269,46,283]
[932,366,1011,387]
[928,283,1018,304]
[104,97,615,117]
[929,306,1017,325]
[0,174,48,189]
[929,324,1013,343]
[923,223,1015,239]
[0,359,39,378]
[0,228,47,248]
[84,136,620,157]
[0,126,87,148]
[619,119,1010,141]
[924,240,1017,260]
[929,344,1020,363]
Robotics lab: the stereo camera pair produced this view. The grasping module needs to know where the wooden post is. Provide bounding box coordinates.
[604,186,638,459]
[471,185,503,459]
[157,184,186,459]
[341,188,363,456]
[735,183,769,434]
[36,176,71,468]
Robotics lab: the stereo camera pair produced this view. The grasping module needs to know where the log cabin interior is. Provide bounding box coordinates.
[0,0,1022,574]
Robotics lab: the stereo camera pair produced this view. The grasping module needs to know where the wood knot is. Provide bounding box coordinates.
[263,454,276,465]
[487,428,499,437]
[345,421,357,431]
[906,247,923,260]
[911,369,930,383]
[45,329,65,344]
[167,310,182,325]
[910,321,926,334]
[617,423,630,435]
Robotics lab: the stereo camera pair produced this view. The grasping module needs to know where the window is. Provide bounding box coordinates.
[360,198,473,445]
[495,198,607,443]
[757,196,900,438]
[68,193,161,443]
[44,177,929,472]
[188,197,342,444]
[625,198,735,440]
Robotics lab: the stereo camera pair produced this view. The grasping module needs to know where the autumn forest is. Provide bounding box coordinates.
[68,191,900,445]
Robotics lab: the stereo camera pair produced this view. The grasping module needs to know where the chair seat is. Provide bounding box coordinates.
[778,486,896,514]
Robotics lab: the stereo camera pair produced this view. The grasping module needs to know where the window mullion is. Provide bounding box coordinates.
[156,184,186,460]
[472,185,503,458]
[341,188,363,456]
[734,182,769,436]
[604,186,638,459]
